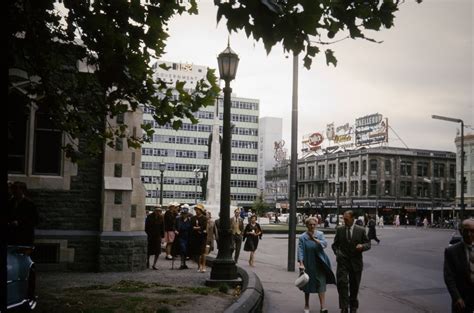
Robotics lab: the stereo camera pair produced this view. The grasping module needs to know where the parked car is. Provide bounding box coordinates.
[7,245,37,311]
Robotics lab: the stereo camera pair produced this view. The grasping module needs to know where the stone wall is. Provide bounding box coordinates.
[98,233,147,272]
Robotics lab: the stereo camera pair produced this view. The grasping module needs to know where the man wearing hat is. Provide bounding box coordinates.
[190,203,208,272]
[230,208,245,263]
[163,202,178,260]
[145,205,164,269]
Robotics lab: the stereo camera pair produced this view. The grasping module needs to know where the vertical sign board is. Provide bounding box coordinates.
[355,114,388,147]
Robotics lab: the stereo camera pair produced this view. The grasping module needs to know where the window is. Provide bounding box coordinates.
[131,205,137,218]
[8,93,29,173]
[114,164,122,177]
[417,162,429,177]
[115,138,123,151]
[433,163,445,177]
[385,160,391,174]
[400,181,412,196]
[8,95,63,176]
[113,218,121,231]
[385,181,391,195]
[131,152,135,166]
[400,161,412,176]
[116,113,124,124]
[362,160,367,175]
[114,191,123,204]
[361,180,367,196]
[369,159,377,174]
[369,180,377,195]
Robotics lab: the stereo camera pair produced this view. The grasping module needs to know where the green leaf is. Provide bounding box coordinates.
[325,49,337,67]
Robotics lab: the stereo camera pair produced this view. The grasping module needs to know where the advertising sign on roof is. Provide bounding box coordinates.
[355,113,388,146]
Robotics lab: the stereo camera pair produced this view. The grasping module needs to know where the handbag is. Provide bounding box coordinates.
[295,269,309,289]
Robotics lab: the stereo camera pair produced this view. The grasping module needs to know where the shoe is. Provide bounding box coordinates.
[350,308,357,313]
[321,309,328,313]
[179,265,188,270]
[152,266,158,270]
[166,255,173,260]
[201,269,206,273]
[341,309,348,313]
[304,309,309,313]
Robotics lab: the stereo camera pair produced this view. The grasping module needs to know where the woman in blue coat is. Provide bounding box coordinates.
[298,217,336,313]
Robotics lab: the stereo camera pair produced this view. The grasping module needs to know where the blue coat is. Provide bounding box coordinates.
[298,231,336,291]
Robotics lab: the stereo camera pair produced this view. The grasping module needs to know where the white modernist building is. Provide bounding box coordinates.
[456,133,474,209]
[141,61,259,208]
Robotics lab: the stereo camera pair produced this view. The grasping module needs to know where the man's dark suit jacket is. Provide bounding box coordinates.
[332,224,371,272]
[444,241,474,312]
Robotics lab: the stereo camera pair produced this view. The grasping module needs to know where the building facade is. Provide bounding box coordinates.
[141,61,259,208]
[456,133,474,209]
[267,146,460,222]
[8,89,147,271]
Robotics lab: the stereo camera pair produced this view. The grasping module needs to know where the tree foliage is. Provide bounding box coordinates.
[215,0,422,68]
[8,0,419,161]
[252,193,269,216]
[8,0,220,161]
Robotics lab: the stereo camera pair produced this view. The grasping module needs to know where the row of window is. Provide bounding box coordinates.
[146,190,257,202]
[141,162,257,175]
[151,134,258,149]
[300,159,456,180]
[144,120,259,137]
[142,176,257,188]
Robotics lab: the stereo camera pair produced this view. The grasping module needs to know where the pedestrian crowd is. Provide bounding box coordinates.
[145,203,262,271]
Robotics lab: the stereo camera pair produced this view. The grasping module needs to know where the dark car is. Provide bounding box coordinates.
[6,246,37,311]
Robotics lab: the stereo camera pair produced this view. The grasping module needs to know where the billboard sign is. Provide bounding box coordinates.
[355,113,388,146]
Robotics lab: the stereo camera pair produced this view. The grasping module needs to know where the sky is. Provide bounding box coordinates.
[162,0,473,154]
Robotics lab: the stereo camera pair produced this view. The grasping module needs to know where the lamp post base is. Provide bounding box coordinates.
[206,258,238,286]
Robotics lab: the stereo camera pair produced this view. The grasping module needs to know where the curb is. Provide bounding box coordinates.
[205,257,264,313]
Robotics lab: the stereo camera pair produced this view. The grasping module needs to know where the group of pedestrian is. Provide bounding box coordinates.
[145,202,211,272]
[146,204,264,271]
[298,210,371,313]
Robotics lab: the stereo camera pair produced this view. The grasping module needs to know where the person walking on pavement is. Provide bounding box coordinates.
[7,181,39,245]
[332,210,371,313]
[243,215,262,267]
[298,217,335,313]
[367,216,380,244]
[174,205,192,270]
[190,203,208,272]
[145,205,165,269]
[230,208,244,263]
[164,203,179,260]
[444,218,474,313]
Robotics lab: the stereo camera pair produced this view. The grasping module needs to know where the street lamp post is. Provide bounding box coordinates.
[432,115,465,220]
[208,40,239,284]
[158,162,166,205]
[335,182,340,226]
[193,167,201,204]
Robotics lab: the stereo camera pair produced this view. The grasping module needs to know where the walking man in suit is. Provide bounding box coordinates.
[444,218,474,313]
[332,210,371,313]
[230,208,244,263]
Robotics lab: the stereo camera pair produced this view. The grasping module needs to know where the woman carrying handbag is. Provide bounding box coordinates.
[298,217,336,313]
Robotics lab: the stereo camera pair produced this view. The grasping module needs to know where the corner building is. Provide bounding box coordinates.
[295,146,459,223]
[141,61,259,209]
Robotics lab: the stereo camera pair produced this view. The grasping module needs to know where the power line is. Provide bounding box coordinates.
[388,125,410,149]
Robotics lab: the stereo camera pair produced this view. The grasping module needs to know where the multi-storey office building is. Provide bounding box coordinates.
[257,117,283,192]
[141,61,259,208]
[455,133,474,209]
[279,146,459,222]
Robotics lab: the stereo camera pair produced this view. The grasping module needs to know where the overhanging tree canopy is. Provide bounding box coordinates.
[8,0,418,161]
